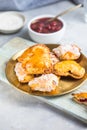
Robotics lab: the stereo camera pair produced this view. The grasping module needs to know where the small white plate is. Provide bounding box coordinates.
[0,11,26,34]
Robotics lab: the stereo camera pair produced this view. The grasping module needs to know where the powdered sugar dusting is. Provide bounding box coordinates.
[28,73,59,92]
[14,62,27,81]
[53,44,80,58]
[50,52,59,65]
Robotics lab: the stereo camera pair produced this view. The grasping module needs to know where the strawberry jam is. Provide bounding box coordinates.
[30,17,63,34]
[79,98,87,102]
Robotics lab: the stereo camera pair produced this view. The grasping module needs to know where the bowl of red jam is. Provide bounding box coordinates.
[28,15,66,43]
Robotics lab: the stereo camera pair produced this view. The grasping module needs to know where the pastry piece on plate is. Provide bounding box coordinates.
[53,60,85,79]
[50,52,60,65]
[17,44,52,74]
[72,92,87,105]
[14,62,34,83]
[52,44,81,60]
[28,73,60,92]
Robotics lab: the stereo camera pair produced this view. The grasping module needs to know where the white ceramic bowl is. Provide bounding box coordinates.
[0,12,26,34]
[28,15,66,44]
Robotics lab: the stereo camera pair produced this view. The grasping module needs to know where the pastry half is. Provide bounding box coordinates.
[72,92,87,105]
[28,73,60,92]
[17,44,52,74]
[53,60,85,79]
[53,44,81,60]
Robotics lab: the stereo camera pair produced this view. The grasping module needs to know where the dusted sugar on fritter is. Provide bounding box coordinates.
[14,62,34,83]
[52,44,81,60]
[28,73,59,92]
[50,52,59,65]
[17,44,52,74]
[54,60,85,79]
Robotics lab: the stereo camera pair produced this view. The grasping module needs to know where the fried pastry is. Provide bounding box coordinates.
[17,44,52,74]
[53,44,81,60]
[50,52,59,65]
[14,62,34,83]
[54,60,85,79]
[72,92,87,105]
[28,73,60,92]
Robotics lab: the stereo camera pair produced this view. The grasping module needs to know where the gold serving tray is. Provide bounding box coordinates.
[5,44,87,96]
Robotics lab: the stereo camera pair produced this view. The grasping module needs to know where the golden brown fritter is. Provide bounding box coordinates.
[72,92,87,105]
[17,44,52,74]
[53,60,85,79]
[14,62,34,83]
[52,44,81,60]
[28,73,60,92]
